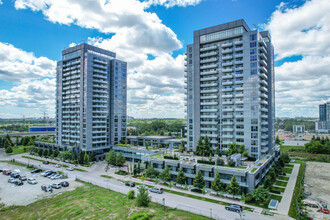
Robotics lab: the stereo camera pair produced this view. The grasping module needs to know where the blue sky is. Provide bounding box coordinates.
[0,0,329,119]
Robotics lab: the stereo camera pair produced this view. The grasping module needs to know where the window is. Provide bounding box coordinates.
[251,119,258,124]
[250,62,257,68]
[251,133,258,139]
[251,69,257,75]
[250,42,257,48]
[250,48,257,55]
[251,126,258,131]
[250,34,257,41]
[250,55,257,61]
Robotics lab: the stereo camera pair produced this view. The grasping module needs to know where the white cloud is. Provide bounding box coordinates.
[145,0,202,8]
[0,0,3,5]
[0,42,56,83]
[0,78,56,116]
[266,0,330,117]
[266,0,330,60]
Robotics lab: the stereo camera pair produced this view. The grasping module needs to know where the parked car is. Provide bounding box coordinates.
[0,169,3,172]
[51,174,63,180]
[54,164,61,168]
[125,182,135,187]
[66,167,74,171]
[19,176,27,181]
[149,187,163,194]
[137,185,149,190]
[51,183,62,189]
[48,173,58,179]
[27,178,37,184]
[14,180,24,186]
[10,172,20,178]
[43,161,49,165]
[225,204,243,213]
[60,181,69,187]
[41,184,53,192]
[31,169,42,173]
[41,170,54,177]
[8,177,16,183]
[323,208,329,214]
[3,169,11,175]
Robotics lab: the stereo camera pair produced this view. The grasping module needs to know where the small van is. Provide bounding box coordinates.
[149,187,163,194]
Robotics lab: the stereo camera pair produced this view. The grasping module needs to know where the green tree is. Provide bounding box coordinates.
[159,166,172,183]
[137,162,141,174]
[60,149,72,161]
[116,152,125,167]
[54,149,59,158]
[145,142,149,150]
[203,136,212,156]
[5,146,13,154]
[228,159,235,167]
[195,137,204,156]
[193,170,205,189]
[252,185,269,202]
[28,138,34,146]
[280,153,291,163]
[238,144,245,154]
[145,166,159,178]
[211,172,224,192]
[4,138,11,149]
[105,150,117,165]
[78,150,84,164]
[38,148,43,157]
[43,148,49,158]
[263,175,273,189]
[84,152,90,164]
[176,168,186,185]
[227,175,241,195]
[49,148,53,157]
[136,187,151,207]
[133,164,137,176]
[216,158,224,166]
[127,190,135,199]
[275,135,281,145]
[226,143,239,156]
[15,136,19,146]
[215,147,220,156]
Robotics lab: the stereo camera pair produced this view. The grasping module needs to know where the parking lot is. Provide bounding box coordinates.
[0,162,82,206]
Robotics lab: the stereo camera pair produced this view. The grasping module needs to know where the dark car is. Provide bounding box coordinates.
[225,204,243,213]
[41,170,54,177]
[19,176,27,181]
[15,180,24,186]
[31,169,42,173]
[125,182,135,187]
[60,181,69,187]
[10,172,21,178]
[43,161,50,165]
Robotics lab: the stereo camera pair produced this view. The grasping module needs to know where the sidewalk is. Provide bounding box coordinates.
[274,163,300,215]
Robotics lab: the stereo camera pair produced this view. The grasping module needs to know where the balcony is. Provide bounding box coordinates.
[201,101,218,106]
[222,62,233,67]
[259,40,266,47]
[222,128,234,132]
[235,54,243,58]
[260,59,267,67]
[235,67,244,71]
[201,70,218,76]
[201,121,218,125]
[201,64,218,70]
[261,135,268,139]
[260,100,268,105]
[260,86,268,93]
[200,58,218,64]
[222,81,233,86]
[222,121,234,125]
[201,89,218,93]
[222,108,234,112]
[260,93,268,99]
[261,107,268,112]
[260,73,268,80]
[235,100,244,104]
[235,47,243,52]
[200,83,218,88]
[201,95,218,99]
[235,40,243,45]
[222,42,233,48]
[200,46,218,52]
[235,60,243,65]
[201,108,218,112]
[201,127,218,131]
[222,55,233,60]
[222,101,234,105]
[261,121,268,126]
[200,51,218,58]
[222,94,233,98]
[201,133,218,138]
[222,74,234,80]
[236,93,244,98]
[222,88,233,92]
[261,141,268,146]
[259,46,267,54]
[261,114,268,119]
[260,79,268,86]
[222,134,234,139]
[235,114,244,118]
[222,49,233,54]
[201,76,218,82]
[235,80,244,85]
[201,115,218,119]
[222,114,234,119]
[222,68,233,73]
[259,53,267,61]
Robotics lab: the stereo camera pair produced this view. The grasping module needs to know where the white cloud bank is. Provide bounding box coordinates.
[266,0,330,117]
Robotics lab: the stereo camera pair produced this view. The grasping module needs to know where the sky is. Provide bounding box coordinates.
[0,0,329,119]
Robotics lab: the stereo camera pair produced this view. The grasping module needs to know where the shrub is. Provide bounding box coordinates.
[197,160,215,165]
[130,212,154,220]
[136,187,151,207]
[127,190,135,200]
[5,146,13,154]
[244,193,253,203]
[227,159,235,167]
[164,155,179,160]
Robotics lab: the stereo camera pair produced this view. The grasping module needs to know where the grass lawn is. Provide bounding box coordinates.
[100,175,112,179]
[283,168,293,174]
[0,160,35,170]
[278,176,289,181]
[285,164,294,168]
[269,195,282,202]
[280,145,305,153]
[270,187,285,194]
[11,145,34,155]
[274,180,288,187]
[289,160,305,219]
[0,182,211,220]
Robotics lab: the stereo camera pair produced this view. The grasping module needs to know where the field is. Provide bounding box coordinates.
[11,145,34,155]
[0,182,211,220]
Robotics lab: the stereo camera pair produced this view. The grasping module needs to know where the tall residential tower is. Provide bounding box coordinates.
[185,20,275,159]
[317,101,330,133]
[56,44,127,154]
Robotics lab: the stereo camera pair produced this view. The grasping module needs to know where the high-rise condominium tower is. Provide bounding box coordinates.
[56,44,127,154]
[317,101,330,133]
[185,19,275,159]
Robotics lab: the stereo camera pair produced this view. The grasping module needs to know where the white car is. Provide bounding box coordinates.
[51,174,63,180]
[137,185,149,190]
[54,164,61,168]
[27,178,37,184]
[66,167,74,171]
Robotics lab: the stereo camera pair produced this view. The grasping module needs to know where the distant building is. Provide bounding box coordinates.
[316,101,330,133]
[29,126,56,132]
[126,135,184,149]
[293,125,305,133]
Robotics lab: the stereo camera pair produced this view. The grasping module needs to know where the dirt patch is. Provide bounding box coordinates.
[304,162,330,219]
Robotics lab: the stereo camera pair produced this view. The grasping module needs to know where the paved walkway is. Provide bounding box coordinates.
[275,163,300,215]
